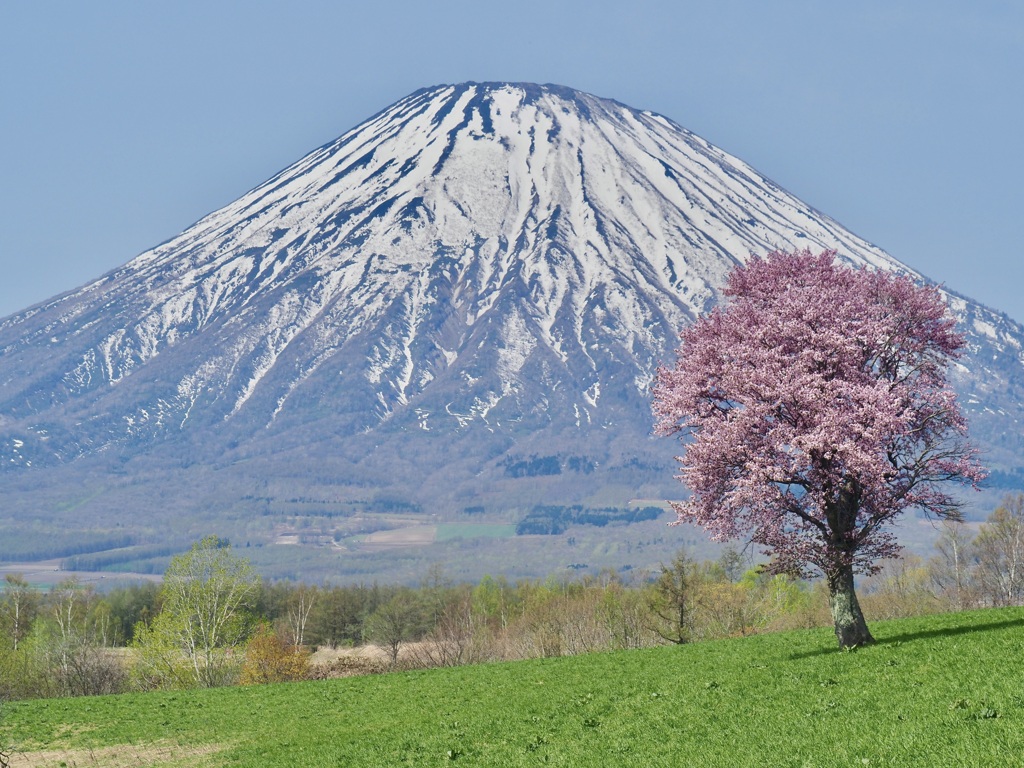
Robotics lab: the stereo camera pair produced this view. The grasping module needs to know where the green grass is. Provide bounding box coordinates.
[435,523,517,541]
[3,608,1023,767]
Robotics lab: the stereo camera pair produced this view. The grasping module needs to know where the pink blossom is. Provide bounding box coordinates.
[653,249,985,579]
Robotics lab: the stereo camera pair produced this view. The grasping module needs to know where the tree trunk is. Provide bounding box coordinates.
[827,563,874,649]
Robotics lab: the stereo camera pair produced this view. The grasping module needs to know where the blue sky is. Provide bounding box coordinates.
[1,1,1022,322]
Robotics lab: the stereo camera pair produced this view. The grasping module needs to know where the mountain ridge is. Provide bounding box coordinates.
[1,82,1021,580]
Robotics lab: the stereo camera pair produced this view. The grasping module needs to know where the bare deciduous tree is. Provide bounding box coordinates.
[973,494,1024,607]
[364,590,423,668]
[0,575,37,652]
[285,585,317,649]
[928,520,976,610]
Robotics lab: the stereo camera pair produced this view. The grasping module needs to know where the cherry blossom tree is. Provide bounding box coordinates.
[653,249,985,648]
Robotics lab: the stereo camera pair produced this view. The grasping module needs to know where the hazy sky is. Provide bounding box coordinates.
[2,1,1021,322]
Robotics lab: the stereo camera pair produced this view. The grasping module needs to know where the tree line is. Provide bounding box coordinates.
[1,494,1021,701]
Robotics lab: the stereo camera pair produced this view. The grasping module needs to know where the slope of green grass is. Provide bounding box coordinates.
[3,607,1023,767]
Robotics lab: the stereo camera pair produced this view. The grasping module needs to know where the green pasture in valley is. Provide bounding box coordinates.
[2,607,1023,767]
[435,523,517,542]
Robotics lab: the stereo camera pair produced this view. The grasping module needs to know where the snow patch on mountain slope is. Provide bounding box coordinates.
[2,81,1021,471]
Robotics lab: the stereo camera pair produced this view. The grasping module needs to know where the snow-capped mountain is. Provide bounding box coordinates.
[2,82,1022,576]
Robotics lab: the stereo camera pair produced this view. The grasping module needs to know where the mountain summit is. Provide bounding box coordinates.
[2,83,1022,579]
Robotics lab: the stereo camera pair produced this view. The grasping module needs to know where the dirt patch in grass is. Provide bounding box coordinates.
[9,742,224,768]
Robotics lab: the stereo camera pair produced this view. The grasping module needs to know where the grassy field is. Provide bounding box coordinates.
[2,607,1023,767]
[435,523,517,542]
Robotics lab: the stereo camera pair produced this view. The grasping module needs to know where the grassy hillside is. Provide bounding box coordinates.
[3,607,1023,767]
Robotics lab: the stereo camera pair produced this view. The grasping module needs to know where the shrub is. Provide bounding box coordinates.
[239,624,310,685]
